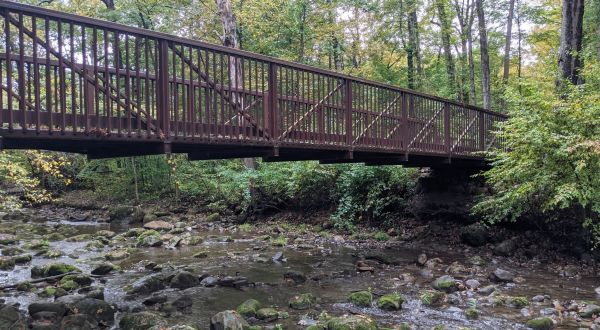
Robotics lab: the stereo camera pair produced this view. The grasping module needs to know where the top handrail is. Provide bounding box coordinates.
[0,0,507,119]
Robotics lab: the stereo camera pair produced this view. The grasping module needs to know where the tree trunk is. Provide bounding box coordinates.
[101,0,115,10]
[436,0,457,97]
[516,0,522,95]
[407,0,419,89]
[215,0,256,170]
[557,0,585,90]
[503,0,515,84]
[453,0,475,103]
[476,0,491,110]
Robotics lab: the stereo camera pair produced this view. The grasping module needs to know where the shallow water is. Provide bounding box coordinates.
[1,212,598,329]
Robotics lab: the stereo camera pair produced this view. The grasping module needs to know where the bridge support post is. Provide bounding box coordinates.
[345,79,352,146]
[157,40,170,139]
[479,112,485,151]
[444,103,451,162]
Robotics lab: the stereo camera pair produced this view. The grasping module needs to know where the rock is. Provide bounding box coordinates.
[272,251,284,262]
[478,285,497,295]
[13,254,32,264]
[119,312,166,330]
[490,268,515,282]
[508,296,529,308]
[144,220,174,231]
[28,302,67,317]
[289,293,316,310]
[424,257,442,269]
[377,293,404,311]
[73,298,115,325]
[446,261,467,274]
[201,276,218,287]
[170,271,200,289]
[432,275,457,293]
[460,223,489,247]
[325,315,377,330]
[236,299,261,318]
[136,230,163,248]
[447,293,462,305]
[256,308,279,321]
[60,314,95,330]
[109,205,133,221]
[465,279,481,290]
[525,317,554,330]
[493,239,517,256]
[0,233,18,245]
[579,304,600,318]
[0,257,15,270]
[0,304,25,329]
[420,290,447,307]
[193,251,208,259]
[532,295,546,303]
[43,263,81,277]
[348,291,373,307]
[91,263,116,276]
[418,268,434,279]
[206,213,221,222]
[143,213,157,224]
[417,253,428,266]
[127,275,166,295]
[283,270,306,284]
[465,308,479,320]
[105,249,129,261]
[160,294,193,315]
[209,310,248,330]
[132,206,146,223]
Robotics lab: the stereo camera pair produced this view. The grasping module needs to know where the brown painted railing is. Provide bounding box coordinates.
[0,1,506,161]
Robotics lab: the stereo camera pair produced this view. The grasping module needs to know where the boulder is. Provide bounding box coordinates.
[579,303,600,318]
[348,291,373,307]
[525,317,554,330]
[256,308,279,321]
[209,310,248,330]
[170,271,200,289]
[325,315,377,330]
[60,314,95,330]
[0,304,25,329]
[143,221,174,231]
[432,275,457,293]
[91,263,116,276]
[288,293,316,310]
[283,270,306,284]
[119,312,166,330]
[460,223,489,247]
[0,233,18,245]
[489,268,515,282]
[42,263,81,277]
[72,298,115,325]
[127,275,166,295]
[236,299,261,317]
[28,302,68,317]
[0,257,15,271]
[493,239,517,257]
[420,290,447,307]
[105,249,129,261]
[377,293,404,311]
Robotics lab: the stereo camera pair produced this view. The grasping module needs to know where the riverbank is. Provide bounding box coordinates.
[0,199,599,329]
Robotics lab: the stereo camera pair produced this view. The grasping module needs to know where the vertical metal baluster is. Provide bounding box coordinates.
[32,15,40,133]
[125,34,131,136]
[135,35,141,137]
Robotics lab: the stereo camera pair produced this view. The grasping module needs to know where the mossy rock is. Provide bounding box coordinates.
[348,291,373,307]
[59,279,79,291]
[44,249,63,258]
[377,293,404,311]
[432,275,457,293]
[236,299,261,318]
[125,228,146,237]
[67,234,93,242]
[96,230,116,238]
[16,281,33,292]
[256,308,279,322]
[0,257,15,270]
[508,296,529,309]
[206,213,221,222]
[420,290,447,307]
[399,323,412,330]
[325,315,378,330]
[46,233,65,241]
[25,239,49,250]
[465,308,478,320]
[193,251,208,258]
[43,263,81,276]
[525,317,554,330]
[61,274,93,286]
[13,254,32,264]
[289,293,317,310]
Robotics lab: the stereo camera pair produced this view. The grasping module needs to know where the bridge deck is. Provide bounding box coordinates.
[0,1,506,167]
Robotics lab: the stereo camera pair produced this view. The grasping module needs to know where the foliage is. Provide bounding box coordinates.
[331,166,417,231]
[474,63,600,236]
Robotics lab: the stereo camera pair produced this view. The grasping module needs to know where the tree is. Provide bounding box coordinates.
[406,0,422,89]
[436,0,457,97]
[503,0,515,84]
[475,0,491,109]
[557,0,585,89]
[453,0,476,102]
[215,0,257,170]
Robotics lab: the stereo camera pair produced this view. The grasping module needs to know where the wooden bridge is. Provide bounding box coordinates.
[0,1,506,167]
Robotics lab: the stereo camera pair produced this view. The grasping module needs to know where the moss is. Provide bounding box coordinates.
[13,254,32,264]
[46,233,65,241]
[326,315,378,330]
[270,236,288,247]
[377,292,404,311]
[465,308,479,320]
[525,317,554,330]
[0,257,15,270]
[26,239,49,250]
[16,281,33,292]
[206,213,221,222]
[66,234,92,242]
[508,296,529,309]
[348,291,373,307]
[256,308,279,321]
[289,293,316,310]
[137,230,161,241]
[43,263,81,276]
[399,323,412,330]
[432,275,457,293]
[373,231,389,242]
[59,279,79,291]
[420,290,447,307]
[44,249,63,258]
[236,299,261,318]
[193,251,208,258]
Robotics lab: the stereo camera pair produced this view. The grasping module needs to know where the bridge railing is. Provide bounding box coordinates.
[0,1,507,159]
